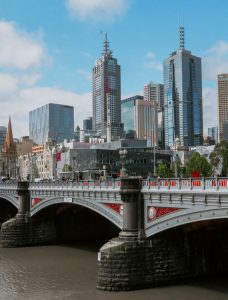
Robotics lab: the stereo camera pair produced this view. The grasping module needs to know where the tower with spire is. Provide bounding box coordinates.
[163,26,203,148]
[1,117,17,178]
[92,33,123,141]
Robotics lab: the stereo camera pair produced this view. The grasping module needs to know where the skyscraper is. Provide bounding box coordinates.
[121,95,143,138]
[29,103,74,144]
[207,126,217,143]
[163,26,203,148]
[144,82,164,111]
[134,99,158,147]
[217,74,228,142]
[92,34,122,141]
[83,117,93,131]
[144,82,165,148]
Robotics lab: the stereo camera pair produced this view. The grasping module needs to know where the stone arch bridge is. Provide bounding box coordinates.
[1,177,228,291]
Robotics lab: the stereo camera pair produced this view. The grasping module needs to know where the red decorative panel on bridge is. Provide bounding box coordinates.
[32,198,42,207]
[104,203,123,215]
[147,206,180,222]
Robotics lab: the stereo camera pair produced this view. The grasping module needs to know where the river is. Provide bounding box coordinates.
[0,243,228,300]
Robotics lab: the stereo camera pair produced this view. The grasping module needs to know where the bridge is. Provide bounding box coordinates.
[1,177,228,291]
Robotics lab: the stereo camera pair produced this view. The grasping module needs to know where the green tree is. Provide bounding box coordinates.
[185,152,212,177]
[156,163,174,178]
[210,141,228,176]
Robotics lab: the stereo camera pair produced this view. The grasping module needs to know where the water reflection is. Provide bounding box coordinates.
[0,243,228,300]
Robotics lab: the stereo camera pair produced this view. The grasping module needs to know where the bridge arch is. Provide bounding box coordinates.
[0,193,19,209]
[145,207,228,237]
[30,196,122,229]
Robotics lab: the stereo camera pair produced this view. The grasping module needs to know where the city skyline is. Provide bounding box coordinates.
[0,0,228,138]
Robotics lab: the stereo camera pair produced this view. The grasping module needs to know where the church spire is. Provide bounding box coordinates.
[2,116,16,154]
[179,26,185,50]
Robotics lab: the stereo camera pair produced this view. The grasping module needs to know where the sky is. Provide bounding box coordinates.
[0,0,228,138]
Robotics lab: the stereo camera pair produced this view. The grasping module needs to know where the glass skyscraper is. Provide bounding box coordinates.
[92,34,122,141]
[163,26,203,148]
[29,103,74,144]
[83,117,93,131]
[121,95,143,138]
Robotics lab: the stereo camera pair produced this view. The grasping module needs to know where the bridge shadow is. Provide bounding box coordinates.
[33,203,120,248]
[188,276,228,294]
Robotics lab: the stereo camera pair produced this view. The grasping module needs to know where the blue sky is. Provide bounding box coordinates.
[0,0,228,138]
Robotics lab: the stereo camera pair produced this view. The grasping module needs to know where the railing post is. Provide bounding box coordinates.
[168,178,170,190]
[158,177,160,190]
[202,177,205,190]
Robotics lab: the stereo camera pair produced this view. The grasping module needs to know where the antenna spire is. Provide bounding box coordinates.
[102,33,112,57]
[179,26,185,50]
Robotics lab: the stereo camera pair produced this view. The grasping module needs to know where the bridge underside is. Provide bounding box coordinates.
[149,219,228,279]
[0,197,17,225]
[32,203,120,244]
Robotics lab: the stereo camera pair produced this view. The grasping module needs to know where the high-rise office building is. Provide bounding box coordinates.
[144,82,164,111]
[207,126,217,143]
[29,103,74,144]
[121,95,143,138]
[163,26,203,148]
[92,34,122,141]
[217,74,228,142]
[83,117,93,131]
[144,82,165,148]
[134,99,158,146]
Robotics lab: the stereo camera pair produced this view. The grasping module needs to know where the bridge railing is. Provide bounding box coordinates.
[143,177,228,191]
[28,179,121,190]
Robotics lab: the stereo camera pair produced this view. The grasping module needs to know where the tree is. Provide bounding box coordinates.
[210,141,228,176]
[185,152,212,177]
[156,163,174,178]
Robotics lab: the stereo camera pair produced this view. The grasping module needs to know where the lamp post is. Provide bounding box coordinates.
[119,148,128,177]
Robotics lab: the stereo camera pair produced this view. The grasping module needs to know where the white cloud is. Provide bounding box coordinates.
[0,20,92,138]
[0,20,48,70]
[203,87,217,134]
[0,82,92,138]
[19,73,42,86]
[144,51,162,71]
[202,40,228,81]
[0,73,19,95]
[146,52,156,59]
[66,0,128,22]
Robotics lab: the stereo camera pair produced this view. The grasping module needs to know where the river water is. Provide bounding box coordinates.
[0,243,228,300]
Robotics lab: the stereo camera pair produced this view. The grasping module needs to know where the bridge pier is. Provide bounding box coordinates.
[1,181,55,247]
[97,177,157,291]
[97,177,194,291]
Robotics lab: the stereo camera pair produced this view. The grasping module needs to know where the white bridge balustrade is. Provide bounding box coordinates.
[142,177,228,191]
[1,178,228,237]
